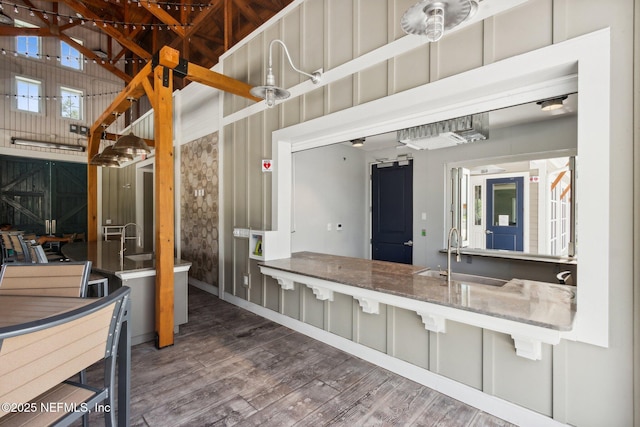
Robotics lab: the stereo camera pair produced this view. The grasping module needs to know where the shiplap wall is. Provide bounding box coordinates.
[218,0,636,426]
[0,11,126,159]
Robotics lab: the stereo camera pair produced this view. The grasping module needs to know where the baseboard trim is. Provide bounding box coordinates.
[223,292,567,427]
[188,278,219,296]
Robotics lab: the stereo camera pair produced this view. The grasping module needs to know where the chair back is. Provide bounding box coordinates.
[26,244,49,264]
[0,286,131,422]
[0,262,92,297]
[8,233,30,263]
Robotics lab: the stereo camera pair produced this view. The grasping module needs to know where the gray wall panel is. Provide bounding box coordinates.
[388,307,429,369]
[328,292,354,339]
[355,304,387,353]
[483,331,553,417]
[429,320,482,390]
[302,285,325,329]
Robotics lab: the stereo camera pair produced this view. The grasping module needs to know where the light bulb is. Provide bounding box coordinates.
[425,6,445,42]
[265,89,275,108]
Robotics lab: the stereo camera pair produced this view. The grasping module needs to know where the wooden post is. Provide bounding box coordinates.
[154,58,175,348]
[87,131,101,242]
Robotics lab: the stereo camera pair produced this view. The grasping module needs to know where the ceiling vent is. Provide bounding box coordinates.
[397,113,489,150]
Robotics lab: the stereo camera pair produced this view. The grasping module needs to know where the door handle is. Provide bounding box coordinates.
[485,230,493,234]
[403,240,413,246]
[45,219,50,235]
[51,219,57,235]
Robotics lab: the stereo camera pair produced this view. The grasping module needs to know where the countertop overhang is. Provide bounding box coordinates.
[62,241,191,278]
[259,252,576,360]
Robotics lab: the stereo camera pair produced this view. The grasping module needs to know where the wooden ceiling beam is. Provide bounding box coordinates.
[89,61,153,155]
[0,26,132,82]
[61,0,152,59]
[233,0,263,28]
[224,0,233,50]
[140,0,186,38]
[183,59,260,101]
[58,33,132,82]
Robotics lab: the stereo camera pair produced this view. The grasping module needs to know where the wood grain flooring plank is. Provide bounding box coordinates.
[295,366,398,426]
[411,394,479,427]
[242,380,340,426]
[82,286,515,427]
[174,395,257,427]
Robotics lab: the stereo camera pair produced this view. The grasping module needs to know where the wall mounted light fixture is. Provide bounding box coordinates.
[250,39,323,108]
[401,0,478,42]
[537,96,568,111]
[11,137,85,152]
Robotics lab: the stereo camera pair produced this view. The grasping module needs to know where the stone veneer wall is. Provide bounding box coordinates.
[180,132,218,285]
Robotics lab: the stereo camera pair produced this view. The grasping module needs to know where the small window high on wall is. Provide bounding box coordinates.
[60,39,83,70]
[15,76,42,113]
[14,20,39,58]
[60,87,83,120]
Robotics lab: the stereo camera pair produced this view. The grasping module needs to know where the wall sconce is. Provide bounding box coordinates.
[537,96,568,111]
[250,39,323,108]
[401,0,478,42]
[11,137,85,152]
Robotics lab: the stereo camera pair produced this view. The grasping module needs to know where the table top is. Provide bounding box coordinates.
[0,295,94,329]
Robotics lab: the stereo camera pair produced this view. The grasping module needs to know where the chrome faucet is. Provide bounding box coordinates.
[120,222,141,260]
[447,227,461,286]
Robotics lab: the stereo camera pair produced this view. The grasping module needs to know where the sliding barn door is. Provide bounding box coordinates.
[0,155,86,236]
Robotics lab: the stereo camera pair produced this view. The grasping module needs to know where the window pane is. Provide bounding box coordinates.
[16,78,41,112]
[61,88,83,119]
[15,20,39,58]
[492,183,517,226]
[60,40,82,70]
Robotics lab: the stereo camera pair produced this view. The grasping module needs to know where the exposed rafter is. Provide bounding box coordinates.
[6,0,293,83]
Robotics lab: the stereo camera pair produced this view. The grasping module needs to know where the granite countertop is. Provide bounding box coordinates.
[259,252,576,331]
[62,241,191,275]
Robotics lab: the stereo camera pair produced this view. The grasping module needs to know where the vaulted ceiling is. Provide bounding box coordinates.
[0,0,293,87]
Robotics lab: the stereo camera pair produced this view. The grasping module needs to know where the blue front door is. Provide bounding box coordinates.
[486,176,524,251]
[371,161,413,264]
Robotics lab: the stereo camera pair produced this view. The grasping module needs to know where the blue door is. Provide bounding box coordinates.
[486,176,524,251]
[371,161,413,264]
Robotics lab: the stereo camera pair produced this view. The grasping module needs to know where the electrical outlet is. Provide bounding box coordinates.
[242,274,250,287]
[327,223,332,231]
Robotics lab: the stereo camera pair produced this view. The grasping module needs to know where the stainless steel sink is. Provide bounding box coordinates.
[125,253,154,262]
[417,270,507,287]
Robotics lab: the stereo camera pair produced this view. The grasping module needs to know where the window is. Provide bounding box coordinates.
[15,76,42,113]
[60,87,83,120]
[15,20,39,58]
[61,39,83,70]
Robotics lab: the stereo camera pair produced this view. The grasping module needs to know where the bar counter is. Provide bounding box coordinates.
[62,241,191,345]
[259,252,577,360]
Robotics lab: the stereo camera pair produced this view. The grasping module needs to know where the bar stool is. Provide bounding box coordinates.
[88,273,109,297]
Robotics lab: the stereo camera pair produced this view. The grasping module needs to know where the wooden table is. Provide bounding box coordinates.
[0,294,131,425]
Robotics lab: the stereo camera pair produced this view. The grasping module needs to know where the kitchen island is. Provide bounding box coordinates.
[63,240,192,345]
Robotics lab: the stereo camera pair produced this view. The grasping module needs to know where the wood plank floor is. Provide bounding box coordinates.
[86,286,517,427]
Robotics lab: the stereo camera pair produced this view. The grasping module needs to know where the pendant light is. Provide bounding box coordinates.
[113,98,151,155]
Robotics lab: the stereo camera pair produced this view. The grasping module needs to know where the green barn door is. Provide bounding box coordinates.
[0,155,86,236]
